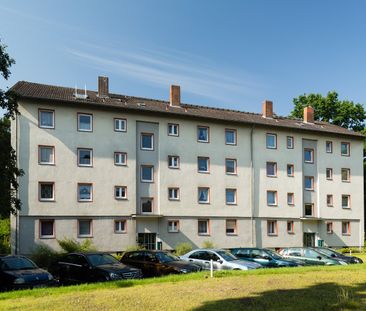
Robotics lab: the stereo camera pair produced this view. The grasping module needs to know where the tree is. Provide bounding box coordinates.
[290,91,366,132]
[0,38,23,217]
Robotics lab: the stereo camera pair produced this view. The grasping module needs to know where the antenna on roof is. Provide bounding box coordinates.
[74,83,88,100]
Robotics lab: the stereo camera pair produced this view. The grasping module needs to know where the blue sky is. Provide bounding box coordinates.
[1,0,366,117]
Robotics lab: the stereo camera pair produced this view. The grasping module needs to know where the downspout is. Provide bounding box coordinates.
[15,112,19,255]
[250,124,255,247]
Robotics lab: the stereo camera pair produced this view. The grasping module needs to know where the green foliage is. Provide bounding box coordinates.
[124,245,146,252]
[338,247,363,254]
[30,244,60,269]
[290,91,366,132]
[0,218,10,253]
[202,240,215,249]
[57,238,96,253]
[174,242,193,256]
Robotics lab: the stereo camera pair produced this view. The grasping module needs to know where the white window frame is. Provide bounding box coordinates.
[115,186,127,200]
[342,222,351,235]
[304,203,314,217]
[197,126,209,143]
[342,194,351,209]
[77,148,93,167]
[197,157,210,173]
[327,194,333,207]
[304,148,314,163]
[114,118,127,132]
[141,197,153,214]
[225,158,237,175]
[226,219,237,235]
[77,113,93,132]
[287,136,294,149]
[78,183,93,202]
[225,129,237,145]
[326,168,333,180]
[267,190,277,206]
[266,133,277,149]
[38,145,55,165]
[341,168,350,182]
[114,152,127,166]
[326,222,333,234]
[198,187,210,204]
[168,187,180,201]
[114,220,127,233]
[326,141,333,153]
[39,219,55,239]
[39,109,55,129]
[141,165,154,183]
[198,219,210,235]
[287,193,294,205]
[304,176,314,191]
[225,189,237,205]
[141,133,154,150]
[266,162,277,177]
[168,123,179,136]
[168,155,180,169]
[39,182,55,202]
[287,164,294,177]
[168,220,179,233]
[78,219,93,237]
[287,221,294,234]
[267,220,277,236]
[341,142,350,156]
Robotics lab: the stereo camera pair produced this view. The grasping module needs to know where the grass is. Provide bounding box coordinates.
[2,263,366,310]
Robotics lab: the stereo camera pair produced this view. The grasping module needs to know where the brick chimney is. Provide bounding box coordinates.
[304,106,314,123]
[262,100,273,118]
[170,85,180,106]
[98,76,109,98]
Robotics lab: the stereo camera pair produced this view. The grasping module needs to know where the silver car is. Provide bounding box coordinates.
[180,249,262,270]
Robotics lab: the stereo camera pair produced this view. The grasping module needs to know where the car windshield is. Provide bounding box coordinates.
[156,252,179,263]
[86,254,120,267]
[264,249,282,260]
[316,248,337,257]
[1,257,37,271]
[216,251,237,262]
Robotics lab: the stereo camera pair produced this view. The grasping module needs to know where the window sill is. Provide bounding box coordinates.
[39,163,55,166]
[226,203,237,206]
[78,165,93,168]
[114,231,127,234]
[198,171,210,174]
[198,233,210,236]
[115,163,127,166]
[198,202,210,205]
[78,200,93,203]
[39,199,56,202]
[266,175,277,178]
[77,129,93,132]
[168,199,180,201]
[197,140,209,143]
[341,181,351,183]
[287,232,295,235]
[39,236,55,239]
[115,198,128,201]
[267,234,278,237]
[168,231,179,233]
[78,235,93,238]
[168,167,180,170]
[226,233,238,236]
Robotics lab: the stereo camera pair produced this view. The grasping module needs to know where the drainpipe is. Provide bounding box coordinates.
[250,124,255,247]
[15,112,19,255]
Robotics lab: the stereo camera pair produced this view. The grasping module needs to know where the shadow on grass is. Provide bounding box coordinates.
[193,282,366,311]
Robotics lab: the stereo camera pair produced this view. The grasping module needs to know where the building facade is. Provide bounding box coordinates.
[10,78,364,254]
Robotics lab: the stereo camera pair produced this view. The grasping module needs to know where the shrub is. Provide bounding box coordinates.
[0,218,10,254]
[57,238,96,253]
[202,240,215,249]
[124,245,145,252]
[30,244,60,269]
[175,242,193,256]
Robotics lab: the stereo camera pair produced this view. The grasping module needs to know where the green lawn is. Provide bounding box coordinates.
[1,263,366,310]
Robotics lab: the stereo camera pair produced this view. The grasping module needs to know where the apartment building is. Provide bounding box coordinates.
[10,77,364,254]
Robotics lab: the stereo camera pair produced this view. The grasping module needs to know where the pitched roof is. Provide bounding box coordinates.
[10,81,364,139]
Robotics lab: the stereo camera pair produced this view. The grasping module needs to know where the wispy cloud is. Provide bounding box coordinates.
[66,42,267,105]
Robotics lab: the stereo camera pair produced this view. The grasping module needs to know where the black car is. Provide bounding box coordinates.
[314,247,363,264]
[230,248,301,268]
[0,255,55,291]
[51,252,142,284]
[120,250,202,277]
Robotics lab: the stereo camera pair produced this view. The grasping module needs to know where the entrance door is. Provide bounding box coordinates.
[138,233,156,250]
[303,233,315,247]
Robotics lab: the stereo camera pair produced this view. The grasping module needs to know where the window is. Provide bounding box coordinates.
[341,142,350,156]
[304,148,314,163]
[115,186,127,200]
[342,195,350,209]
[226,189,237,205]
[168,188,180,200]
[266,162,277,177]
[287,164,294,177]
[326,141,333,153]
[225,159,237,174]
[267,191,277,206]
[304,176,314,190]
[267,220,277,236]
[39,146,54,165]
[226,220,237,235]
[197,157,209,173]
[141,165,154,182]
[77,148,92,167]
[114,118,127,132]
[342,222,350,235]
[39,182,54,201]
[78,219,92,237]
[168,220,179,233]
[304,204,313,217]
[77,113,93,132]
[141,198,153,213]
[225,129,237,145]
[287,136,294,149]
[326,168,333,180]
[326,222,333,234]
[327,194,333,207]
[115,220,126,233]
[197,126,209,142]
[198,187,210,204]
[287,221,294,234]
[78,183,92,202]
[114,152,127,166]
[168,123,179,136]
[287,193,294,205]
[141,133,154,150]
[266,133,277,149]
[39,109,54,129]
[40,220,55,238]
[341,168,350,182]
[168,156,180,169]
[198,220,210,235]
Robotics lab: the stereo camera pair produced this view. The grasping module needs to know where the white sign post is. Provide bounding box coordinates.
[210,259,213,278]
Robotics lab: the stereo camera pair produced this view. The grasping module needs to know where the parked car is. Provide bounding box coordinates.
[120,250,202,277]
[279,247,348,266]
[229,248,301,268]
[180,249,262,270]
[0,255,55,291]
[314,247,363,264]
[51,252,142,284]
